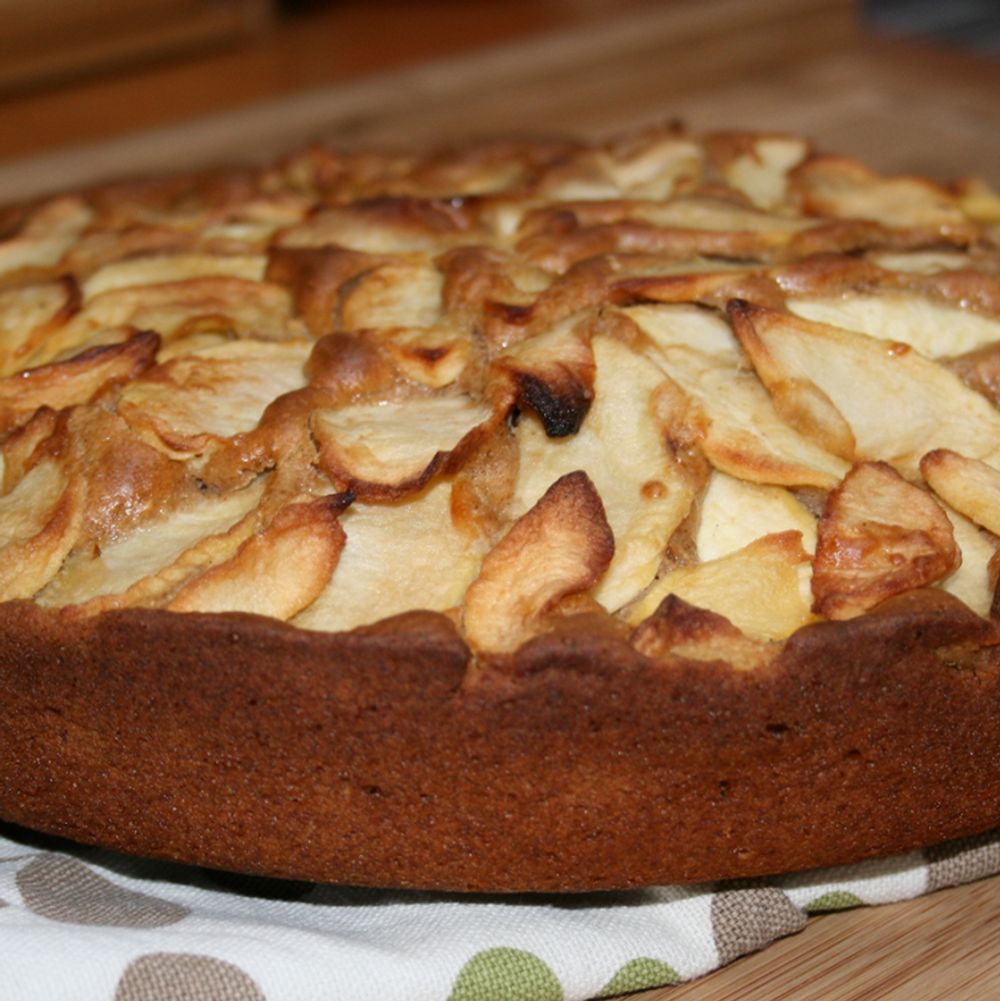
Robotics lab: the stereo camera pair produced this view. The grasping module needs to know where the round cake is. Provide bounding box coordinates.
[1,125,1000,890]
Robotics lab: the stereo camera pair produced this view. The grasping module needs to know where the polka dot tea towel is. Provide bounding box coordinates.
[0,821,998,1000]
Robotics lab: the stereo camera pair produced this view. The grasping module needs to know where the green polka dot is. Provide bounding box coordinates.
[597,958,682,997]
[805,890,864,913]
[448,947,563,1001]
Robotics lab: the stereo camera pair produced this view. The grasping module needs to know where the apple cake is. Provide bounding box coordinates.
[1,126,1000,891]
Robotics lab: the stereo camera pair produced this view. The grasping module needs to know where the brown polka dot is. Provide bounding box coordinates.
[115,954,267,1001]
[711,885,806,966]
[926,829,1000,892]
[16,854,189,927]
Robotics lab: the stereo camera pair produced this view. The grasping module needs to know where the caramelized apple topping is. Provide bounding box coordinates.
[729,300,1000,476]
[462,471,614,653]
[921,449,1000,538]
[0,125,996,661]
[812,462,960,621]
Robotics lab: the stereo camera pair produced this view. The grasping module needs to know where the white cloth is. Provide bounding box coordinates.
[1,821,997,1000]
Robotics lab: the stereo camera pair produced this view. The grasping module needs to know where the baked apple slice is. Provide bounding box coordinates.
[0,458,83,601]
[312,393,497,499]
[81,253,266,299]
[167,497,346,619]
[462,470,614,653]
[294,479,485,633]
[512,332,699,611]
[338,259,444,330]
[0,278,80,378]
[37,478,268,612]
[695,470,817,560]
[118,338,313,457]
[937,503,997,618]
[0,331,158,436]
[707,132,810,210]
[791,154,970,230]
[494,312,596,437]
[812,461,960,620]
[921,448,1000,538]
[628,303,848,488]
[729,300,1000,475]
[626,530,813,641]
[787,291,1000,359]
[28,276,296,369]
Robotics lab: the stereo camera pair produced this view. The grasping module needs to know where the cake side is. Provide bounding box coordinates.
[1,590,999,891]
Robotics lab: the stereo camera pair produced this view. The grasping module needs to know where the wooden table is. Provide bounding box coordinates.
[1,1,998,996]
[0,0,998,201]
[660,877,1000,1000]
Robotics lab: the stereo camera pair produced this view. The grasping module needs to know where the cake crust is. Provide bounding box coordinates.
[2,590,999,891]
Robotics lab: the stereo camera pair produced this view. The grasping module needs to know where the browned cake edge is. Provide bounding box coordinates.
[2,589,998,892]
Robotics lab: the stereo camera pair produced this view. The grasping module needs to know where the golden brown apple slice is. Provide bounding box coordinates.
[167,497,346,619]
[25,277,296,370]
[958,177,1000,224]
[0,196,92,278]
[85,277,295,339]
[381,324,471,389]
[601,131,704,200]
[0,278,80,378]
[729,300,1000,475]
[37,478,268,611]
[494,312,596,437]
[791,155,970,230]
[462,471,614,654]
[294,478,486,633]
[1,407,58,493]
[937,504,996,618]
[536,132,704,201]
[82,253,266,299]
[0,458,84,601]
[265,245,386,338]
[627,303,849,488]
[0,402,189,548]
[339,259,443,330]
[631,595,778,671]
[515,194,821,272]
[0,331,159,436]
[812,461,960,621]
[708,132,810,210]
[626,531,814,641]
[59,221,190,274]
[450,419,520,542]
[696,470,817,560]
[0,232,75,278]
[118,338,312,456]
[304,332,398,403]
[276,199,473,255]
[313,393,497,498]
[787,292,1000,359]
[921,449,1000,537]
[49,405,192,546]
[512,333,698,611]
[36,276,296,366]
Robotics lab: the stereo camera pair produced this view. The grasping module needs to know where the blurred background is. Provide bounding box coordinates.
[0,0,997,200]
